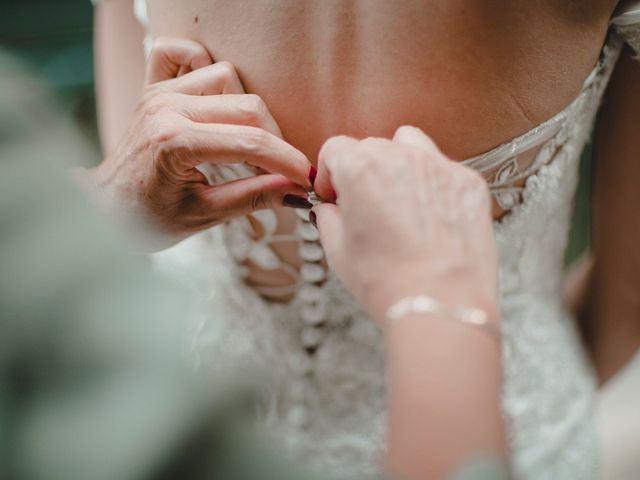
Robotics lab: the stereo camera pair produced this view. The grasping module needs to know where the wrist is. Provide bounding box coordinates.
[364,265,500,327]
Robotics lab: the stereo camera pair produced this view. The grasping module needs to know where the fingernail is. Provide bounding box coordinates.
[283,194,312,209]
[309,210,318,229]
[309,166,317,188]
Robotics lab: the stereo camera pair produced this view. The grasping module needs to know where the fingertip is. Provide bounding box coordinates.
[312,178,335,203]
[393,125,422,140]
[393,125,442,155]
[313,165,337,203]
[318,135,358,162]
[315,135,358,202]
[312,203,343,268]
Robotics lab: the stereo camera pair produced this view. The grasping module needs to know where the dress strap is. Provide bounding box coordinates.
[612,1,640,26]
[612,1,640,56]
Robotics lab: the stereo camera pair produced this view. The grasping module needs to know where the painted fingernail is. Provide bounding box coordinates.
[309,165,318,188]
[309,210,318,229]
[283,194,312,209]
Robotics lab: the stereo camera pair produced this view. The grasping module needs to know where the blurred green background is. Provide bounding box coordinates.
[0,0,98,145]
[0,0,592,264]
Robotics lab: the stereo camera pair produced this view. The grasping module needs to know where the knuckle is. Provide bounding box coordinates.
[139,89,169,115]
[357,138,388,160]
[359,137,385,149]
[138,89,157,112]
[238,94,268,123]
[396,125,416,135]
[214,61,237,81]
[318,135,358,170]
[151,37,171,53]
[153,118,186,152]
[239,127,271,154]
[141,92,187,124]
[321,135,352,152]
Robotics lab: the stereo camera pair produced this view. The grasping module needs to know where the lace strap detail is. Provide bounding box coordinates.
[612,1,640,57]
[461,47,612,210]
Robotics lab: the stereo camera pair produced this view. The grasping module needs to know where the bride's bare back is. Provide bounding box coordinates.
[134,0,618,297]
[96,2,640,430]
[145,0,615,161]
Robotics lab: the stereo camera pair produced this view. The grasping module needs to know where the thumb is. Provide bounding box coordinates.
[313,203,345,273]
[146,37,213,85]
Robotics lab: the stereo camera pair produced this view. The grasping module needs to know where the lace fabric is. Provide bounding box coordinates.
[124,1,640,477]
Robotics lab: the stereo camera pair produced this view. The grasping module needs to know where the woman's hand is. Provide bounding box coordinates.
[313,126,499,322]
[77,38,312,250]
[314,127,507,480]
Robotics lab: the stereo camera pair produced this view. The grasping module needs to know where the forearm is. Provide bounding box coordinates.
[378,310,507,479]
[589,46,640,383]
[94,0,146,154]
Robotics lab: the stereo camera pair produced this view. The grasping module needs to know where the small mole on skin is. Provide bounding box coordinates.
[194,16,199,24]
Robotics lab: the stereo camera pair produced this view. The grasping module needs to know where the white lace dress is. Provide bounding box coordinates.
[106,0,640,477]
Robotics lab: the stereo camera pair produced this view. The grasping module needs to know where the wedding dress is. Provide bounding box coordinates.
[99,0,640,477]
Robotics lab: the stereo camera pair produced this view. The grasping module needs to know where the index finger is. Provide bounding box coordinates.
[181,122,313,188]
[314,135,360,202]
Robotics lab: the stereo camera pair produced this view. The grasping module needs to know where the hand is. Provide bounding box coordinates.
[77,38,312,250]
[313,126,499,323]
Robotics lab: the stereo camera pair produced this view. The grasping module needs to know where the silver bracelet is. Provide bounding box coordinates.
[386,295,501,340]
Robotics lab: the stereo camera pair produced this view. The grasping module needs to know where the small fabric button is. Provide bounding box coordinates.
[299,284,324,302]
[301,301,326,326]
[301,263,326,283]
[296,208,311,221]
[288,352,313,375]
[301,326,324,348]
[288,405,310,428]
[299,243,325,262]
[297,222,321,242]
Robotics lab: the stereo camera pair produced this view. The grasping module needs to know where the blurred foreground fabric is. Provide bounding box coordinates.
[0,0,97,146]
[0,51,322,480]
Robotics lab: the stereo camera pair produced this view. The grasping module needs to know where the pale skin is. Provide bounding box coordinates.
[95,0,639,383]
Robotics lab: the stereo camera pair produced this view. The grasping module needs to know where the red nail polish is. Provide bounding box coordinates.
[283,194,313,209]
[309,210,318,229]
[309,166,317,187]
